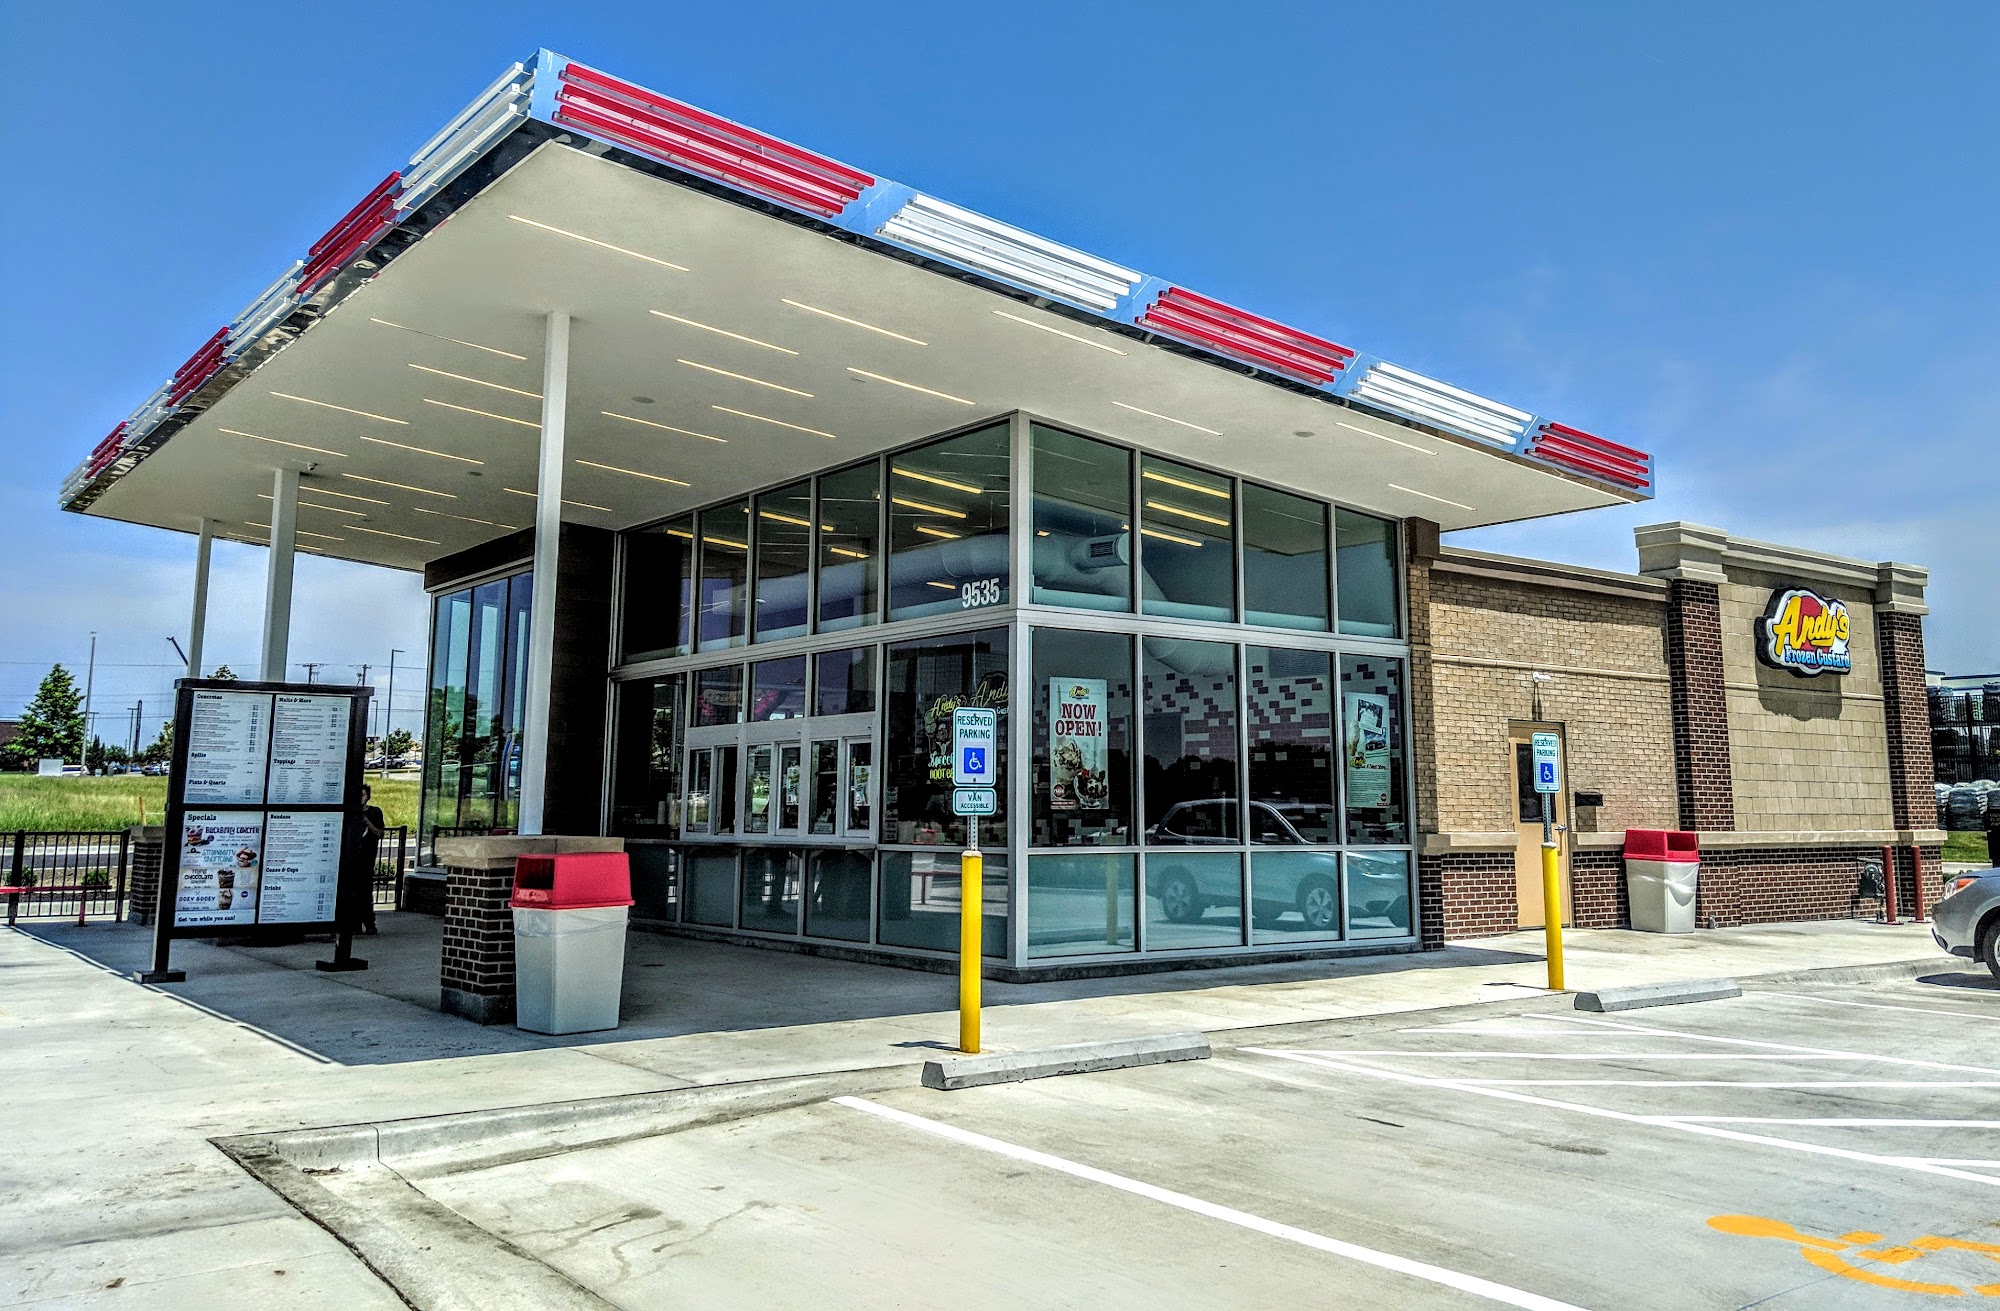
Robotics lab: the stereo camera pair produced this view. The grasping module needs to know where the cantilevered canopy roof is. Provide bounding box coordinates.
[66,51,1654,570]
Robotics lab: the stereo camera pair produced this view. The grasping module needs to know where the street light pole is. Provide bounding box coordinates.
[383,648,403,778]
[81,632,97,766]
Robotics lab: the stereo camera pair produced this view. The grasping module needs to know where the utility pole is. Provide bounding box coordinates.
[383,649,403,777]
[301,662,323,684]
[128,704,141,760]
[356,664,373,738]
[81,632,97,765]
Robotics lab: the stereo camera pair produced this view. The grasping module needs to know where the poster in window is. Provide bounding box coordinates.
[1343,691,1393,809]
[1049,678,1109,811]
[174,811,265,927]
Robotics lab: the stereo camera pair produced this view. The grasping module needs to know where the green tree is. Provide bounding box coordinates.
[210,665,238,681]
[15,664,86,763]
[141,721,174,767]
[384,728,415,759]
[84,736,106,772]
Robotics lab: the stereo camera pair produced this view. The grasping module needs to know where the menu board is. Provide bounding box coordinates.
[260,811,345,924]
[268,695,353,806]
[174,811,266,927]
[182,692,273,805]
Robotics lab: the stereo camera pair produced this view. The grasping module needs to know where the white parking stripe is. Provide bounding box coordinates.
[833,1096,1596,1311]
[1241,1049,2000,1190]
[1409,1080,2000,1089]
[1540,1013,2000,1076]
[1666,1118,2000,1127]
[1751,990,2000,1024]
[1312,1052,1901,1062]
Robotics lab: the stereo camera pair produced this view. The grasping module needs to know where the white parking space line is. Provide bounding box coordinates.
[1405,1079,2000,1089]
[1538,1013,2000,1077]
[1240,1049,2000,1190]
[1314,1052,1912,1062]
[1750,990,2000,1024]
[833,1096,1596,1311]
[1670,1118,2000,1127]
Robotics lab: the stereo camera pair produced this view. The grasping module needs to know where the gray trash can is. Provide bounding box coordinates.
[512,904,630,1034]
[1624,829,1699,934]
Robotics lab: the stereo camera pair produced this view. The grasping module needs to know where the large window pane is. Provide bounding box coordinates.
[750,655,807,721]
[814,646,876,716]
[458,579,507,832]
[1140,456,1234,622]
[1032,424,1131,612]
[685,848,737,926]
[1340,654,1410,844]
[621,517,694,660]
[698,499,751,648]
[1027,854,1134,956]
[888,423,1010,622]
[1250,850,1343,943]
[1144,851,1244,950]
[1336,508,1400,637]
[883,628,1008,848]
[498,574,532,831]
[1243,484,1329,630]
[753,481,811,642]
[629,844,680,923]
[879,851,1006,957]
[1346,850,1412,939]
[1142,638,1239,843]
[1246,647,1336,844]
[419,587,471,861]
[695,665,744,726]
[744,744,774,834]
[609,674,683,838]
[816,462,880,632]
[808,740,839,835]
[1030,628,1133,847]
[805,849,872,942]
[740,847,802,933]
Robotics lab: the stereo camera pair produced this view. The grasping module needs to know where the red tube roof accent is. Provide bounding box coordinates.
[167,328,231,405]
[1527,424,1652,489]
[1139,286,1354,384]
[299,172,403,294]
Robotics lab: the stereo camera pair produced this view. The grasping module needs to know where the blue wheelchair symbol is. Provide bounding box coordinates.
[963,747,987,775]
[1537,761,1556,785]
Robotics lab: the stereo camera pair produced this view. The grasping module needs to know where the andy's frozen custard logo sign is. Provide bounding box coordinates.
[1758,587,1853,677]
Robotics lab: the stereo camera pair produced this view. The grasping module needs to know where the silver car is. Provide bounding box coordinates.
[1146,800,1407,932]
[1932,868,2000,980]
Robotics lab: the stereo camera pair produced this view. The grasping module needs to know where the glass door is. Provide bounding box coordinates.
[842,738,874,839]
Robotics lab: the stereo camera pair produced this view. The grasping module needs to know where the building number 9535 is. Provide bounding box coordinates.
[960,577,1003,609]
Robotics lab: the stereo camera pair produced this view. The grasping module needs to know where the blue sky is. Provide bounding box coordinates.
[2,2,1995,744]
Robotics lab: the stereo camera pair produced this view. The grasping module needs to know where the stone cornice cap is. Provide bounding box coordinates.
[1634,521,1729,584]
[1875,561,1930,615]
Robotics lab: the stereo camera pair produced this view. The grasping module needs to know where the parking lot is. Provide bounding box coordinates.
[415,970,2000,1309]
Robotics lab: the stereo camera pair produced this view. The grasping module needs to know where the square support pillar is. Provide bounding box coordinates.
[261,467,299,682]
[517,311,569,837]
[434,835,622,1025]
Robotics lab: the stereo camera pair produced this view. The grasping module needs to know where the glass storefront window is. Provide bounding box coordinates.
[778,744,802,830]
[1346,850,1412,939]
[1339,654,1409,845]
[805,849,871,942]
[1030,627,1133,847]
[1144,851,1244,950]
[713,745,739,835]
[498,575,532,833]
[621,516,694,660]
[1031,424,1131,612]
[1243,483,1329,631]
[883,628,1009,847]
[740,847,802,932]
[419,571,532,862]
[1027,854,1134,957]
[698,499,751,648]
[684,749,713,833]
[846,741,873,831]
[750,656,807,721]
[1142,637,1239,842]
[744,745,774,835]
[814,646,876,716]
[879,851,1006,957]
[1250,850,1343,943]
[1139,456,1234,622]
[609,674,684,838]
[629,844,680,923]
[1336,508,1400,637]
[808,740,838,835]
[888,423,1010,622]
[753,481,812,642]
[685,848,737,926]
[695,665,744,726]
[816,461,881,632]
[1245,647,1336,844]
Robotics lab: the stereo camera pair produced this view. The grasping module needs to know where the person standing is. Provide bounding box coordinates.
[352,783,386,935]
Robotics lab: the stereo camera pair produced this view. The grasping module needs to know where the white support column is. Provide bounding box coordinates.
[517,310,569,835]
[186,517,214,679]
[261,468,299,682]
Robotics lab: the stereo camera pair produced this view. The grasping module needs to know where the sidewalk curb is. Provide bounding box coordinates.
[1574,979,1742,1011]
[922,1034,1210,1090]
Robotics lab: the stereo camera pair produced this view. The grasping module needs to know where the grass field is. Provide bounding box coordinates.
[0,774,421,832]
[1944,830,1992,864]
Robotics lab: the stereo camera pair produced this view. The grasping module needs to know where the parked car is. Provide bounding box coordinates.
[58,764,85,777]
[1146,799,1407,931]
[1932,869,2000,980]
[143,764,167,776]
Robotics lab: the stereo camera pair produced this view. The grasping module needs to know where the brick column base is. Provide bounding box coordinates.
[440,863,517,1025]
[125,825,165,927]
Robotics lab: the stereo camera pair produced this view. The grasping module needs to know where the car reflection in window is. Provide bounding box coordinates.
[1147,800,1404,936]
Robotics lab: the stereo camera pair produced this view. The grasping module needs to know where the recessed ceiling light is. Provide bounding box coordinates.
[271,392,408,425]
[925,581,957,591]
[677,359,812,398]
[246,522,344,542]
[846,368,973,405]
[827,546,870,560]
[601,411,727,443]
[350,525,442,546]
[293,484,388,506]
[1337,420,1437,456]
[1294,430,1315,438]
[914,524,961,540]
[649,310,797,355]
[359,435,484,465]
[1112,401,1221,436]
[991,309,1128,355]
[758,509,817,529]
[217,428,347,458]
[413,507,521,530]
[343,473,457,499]
[574,459,691,487]
[423,398,539,428]
[1140,527,1205,548]
[631,396,655,405]
[893,467,983,495]
[502,487,613,513]
[1145,499,1230,528]
[780,299,927,345]
[711,406,837,439]
[261,493,370,518]
[507,215,689,271]
[892,495,968,520]
[370,317,527,361]
[1141,469,1231,500]
[408,364,541,400]
[1387,483,1474,511]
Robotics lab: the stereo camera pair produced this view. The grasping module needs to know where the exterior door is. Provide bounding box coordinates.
[1510,725,1572,928]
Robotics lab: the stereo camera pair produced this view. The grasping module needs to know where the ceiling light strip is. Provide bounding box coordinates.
[506,215,689,271]
[1334,420,1437,456]
[286,484,387,506]
[217,428,348,458]
[780,300,927,346]
[261,493,370,518]
[1112,401,1221,436]
[677,359,812,397]
[370,317,527,361]
[358,435,484,465]
[271,392,408,425]
[1139,527,1204,548]
[342,473,457,499]
[846,368,973,405]
[502,487,613,512]
[350,525,443,545]
[408,364,541,399]
[423,398,540,428]
[575,458,691,487]
[601,410,727,443]
[878,194,1138,310]
[1140,469,1231,500]
[649,310,797,354]
[891,496,967,520]
[991,310,1128,355]
[1387,483,1475,512]
[413,507,522,530]
[711,406,837,439]
[893,467,982,495]
[913,524,961,540]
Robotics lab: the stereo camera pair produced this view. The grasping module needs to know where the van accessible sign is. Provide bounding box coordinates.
[1758,587,1853,678]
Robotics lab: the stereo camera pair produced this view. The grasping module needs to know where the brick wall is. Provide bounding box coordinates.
[1418,851,1517,943]
[1876,610,1940,831]
[1666,579,1736,831]
[1570,848,1629,929]
[125,826,164,927]
[439,864,516,1024]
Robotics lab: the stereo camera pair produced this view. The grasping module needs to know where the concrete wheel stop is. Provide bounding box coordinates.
[1574,978,1742,1012]
[921,1033,1212,1090]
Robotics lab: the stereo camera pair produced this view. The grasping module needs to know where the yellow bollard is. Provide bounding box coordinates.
[1542,838,1565,992]
[959,846,982,1054]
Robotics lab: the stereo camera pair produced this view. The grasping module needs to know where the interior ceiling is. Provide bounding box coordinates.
[87,143,1627,572]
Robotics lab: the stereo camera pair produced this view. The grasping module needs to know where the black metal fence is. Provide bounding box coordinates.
[3,831,130,924]
[374,826,411,909]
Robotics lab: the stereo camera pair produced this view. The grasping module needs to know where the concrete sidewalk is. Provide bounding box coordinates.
[0,916,1952,1307]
